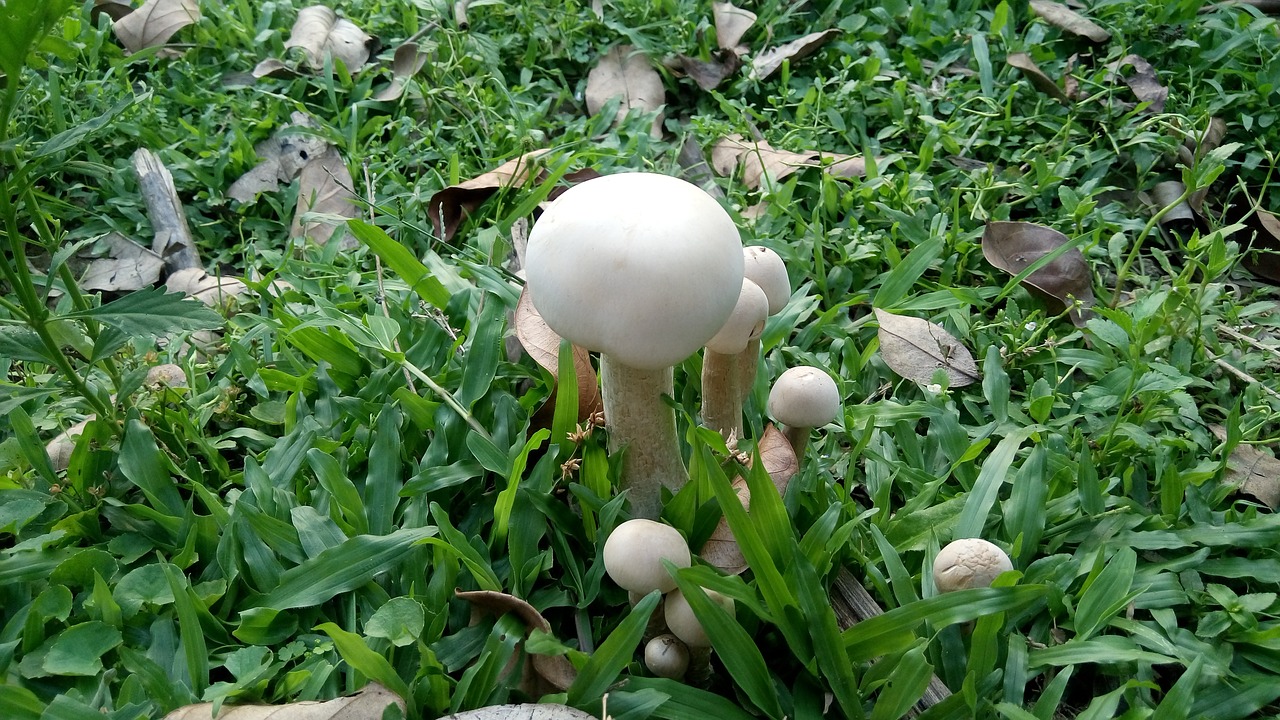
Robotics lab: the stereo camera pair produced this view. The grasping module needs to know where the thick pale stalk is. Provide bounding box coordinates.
[700,349,741,438]
[782,424,810,461]
[736,337,761,406]
[602,356,688,519]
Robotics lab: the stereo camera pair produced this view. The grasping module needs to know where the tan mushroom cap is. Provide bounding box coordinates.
[706,279,769,355]
[602,519,692,594]
[742,246,790,315]
[644,634,690,680]
[664,587,734,648]
[767,366,841,428]
[933,538,1013,593]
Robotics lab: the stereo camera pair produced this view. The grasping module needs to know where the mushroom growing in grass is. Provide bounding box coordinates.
[664,586,735,683]
[766,366,841,460]
[526,172,744,519]
[701,278,768,438]
[603,519,692,595]
[933,538,1013,593]
[738,247,790,403]
[645,634,690,680]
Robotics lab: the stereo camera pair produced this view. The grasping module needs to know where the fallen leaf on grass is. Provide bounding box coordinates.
[1186,118,1226,213]
[91,0,134,23]
[456,590,578,693]
[373,42,426,102]
[701,425,798,574]
[285,5,376,72]
[441,705,597,720]
[1244,210,1280,283]
[1210,425,1280,510]
[750,29,841,81]
[1006,52,1071,105]
[668,54,741,91]
[78,232,163,292]
[711,134,867,190]
[713,1,756,52]
[112,0,199,53]
[874,309,980,387]
[982,221,1095,326]
[163,682,403,720]
[1105,54,1168,113]
[428,150,549,243]
[514,287,603,421]
[228,114,328,203]
[250,58,299,79]
[585,45,665,136]
[1028,0,1111,43]
[166,268,249,310]
[1151,180,1195,236]
[290,147,358,247]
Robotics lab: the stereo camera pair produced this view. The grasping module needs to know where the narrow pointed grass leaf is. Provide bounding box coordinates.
[34,91,146,159]
[365,404,403,536]
[869,642,932,720]
[494,429,549,544]
[257,526,437,610]
[119,418,185,517]
[1152,656,1202,720]
[307,448,368,535]
[162,563,208,695]
[9,406,57,486]
[551,337,579,449]
[956,427,1038,540]
[347,219,450,309]
[844,586,1047,662]
[1074,547,1138,640]
[567,590,660,706]
[622,677,765,720]
[1028,635,1177,668]
[1031,665,1073,720]
[457,295,504,408]
[994,703,1043,720]
[1186,678,1280,719]
[314,623,412,703]
[424,503,501,590]
[870,523,919,606]
[874,236,945,309]
[789,548,864,719]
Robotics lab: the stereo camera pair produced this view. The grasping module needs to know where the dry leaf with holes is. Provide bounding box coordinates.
[1105,54,1168,113]
[228,114,328,203]
[1210,425,1280,510]
[290,147,358,247]
[701,425,798,575]
[1028,0,1111,43]
[982,221,1095,326]
[112,0,200,53]
[750,29,840,81]
[874,309,980,387]
[440,705,597,720]
[285,6,375,72]
[1006,53,1071,105]
[78,232,163,292]
[585,45,665,136]
[163,682,403,720]
[514,287,603,421]
[455,590,578,694]
[374,42,426,102]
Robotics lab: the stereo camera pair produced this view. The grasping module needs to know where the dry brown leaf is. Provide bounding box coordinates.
[373,42,426,102]
[1105,54,1168,113]
[428,150,550,243]
[92,0,134,23]
[79,232,163,292]
[710,135,818,191]
[251,58,299,79]
[112,0,199,53]
[669,54,740,91]
[441,705,597,720]
[1006,52,1071,105]
[874,309,980,388]
[700,425,797,574]
[166,268,250,310]
[1244,210,1280,283]
[749,29,840,81]
[514,287,603,420]
[455,590,578,693]
[1151,180,1195,235]
[1210,425,1280,510]
[163,682,403,720]
[982,221,1095,326]
[1063,54,1080,100]
[228,115,328,203]
[712,1,756,52]
[585,45,665,137]
[290,147,358,247]
[757,423,800,495]
[285,6,375,72]
[1028,0,1112,43]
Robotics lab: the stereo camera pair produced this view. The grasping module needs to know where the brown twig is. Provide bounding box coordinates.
[131,148,201,274]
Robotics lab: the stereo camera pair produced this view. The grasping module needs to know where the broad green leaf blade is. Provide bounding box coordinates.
[0,685,44,720]
[567,590,660,706]
[315,623,412,702]
[869,642,933,720]
[163,563,209,694]
[0,0,75,79]
[42,621,122,676]
[789,549,863,719]
[1074,547,1138,640]
[0,383,57,415]
[347,219,450,309]
[34,91,146,159]
[425,502,501,591]
[875,236,944,309]
[119,418,186,517]
[623,677,760,720]
[365,404,403,536]
[257,526,437,610]
[1152,656,1202,720]
[0,327,57,364]
[63,286,222,336]
[956,428,1037,540]
[457,294,504,408]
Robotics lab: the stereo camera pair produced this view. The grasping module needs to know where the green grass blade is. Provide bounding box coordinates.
[162,563,208,695]
[119,417,185,517]
[790,548,864,719]
[365,404,403,536]
[314,622,412,703]
[347,219,450,309]
[567,590,660,706]
[869,642,933,720]
[1073,547,1138,640]
[956,427,1037,540]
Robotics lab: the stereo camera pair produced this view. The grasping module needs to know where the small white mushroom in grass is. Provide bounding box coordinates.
[145,363,188,389]
[526,173,744,520]
[766,366,841,459]
[737,246,790,404]
[664,586,735,684]
[701,278,768,438]
[602,519,692,595]
[645,634,690,680]
[933,538,1014,593]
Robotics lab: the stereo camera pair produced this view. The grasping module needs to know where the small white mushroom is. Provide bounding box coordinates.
[766,366,841,459]
[46,417,94,472]
[701,279,768,437]
[933,538,1013,593]
[644,634,690,680]
[737,247,790,403]
[145,364,188,389]
[602,519,692,595]
[663,586,734,649]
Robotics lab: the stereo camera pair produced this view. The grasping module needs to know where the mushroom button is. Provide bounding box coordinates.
[737,247,790,404]
[933,538,1013,593]
[645,634,690,680]
[701,279,769,437]
[602,519,691,595]
[663,587,734,648]
[766,366,841,459]
[525,172,744,519]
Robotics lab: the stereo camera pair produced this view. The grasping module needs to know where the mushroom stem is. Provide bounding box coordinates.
[781,424,810,460]
[700,349,742,438]
[601,355,689,519]
[686,646,713,686]
[735,337,761,406]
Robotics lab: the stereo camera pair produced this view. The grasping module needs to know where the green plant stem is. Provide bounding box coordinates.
[1109,187,1194,309]
[395,355,493,442]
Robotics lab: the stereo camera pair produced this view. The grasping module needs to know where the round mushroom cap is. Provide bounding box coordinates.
[602,519,692,594]
[742,246,790,315]
[706,279,769,355]
[525,173,744,370]
[766,366,841,428]
[644,634,690,680]
[933,538,1013,593]
[664,587,734,648]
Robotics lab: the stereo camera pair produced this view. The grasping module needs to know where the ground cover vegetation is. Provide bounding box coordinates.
[2,0,1280,717]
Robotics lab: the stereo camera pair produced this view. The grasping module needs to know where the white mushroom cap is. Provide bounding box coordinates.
[525,173,744,370]
[145,364,187,388]
[706,279,769,355]
[933,538,1013,593]
[602,519,692,594]
[664,587,734,648]
[644,634,690,679]
[742,246,790,316]
[766,366,841,429]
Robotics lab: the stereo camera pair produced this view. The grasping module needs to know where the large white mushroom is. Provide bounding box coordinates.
[701,278,768,438]
[602,519,691,595]
[525,172,744,519]
[933,538,1013,593]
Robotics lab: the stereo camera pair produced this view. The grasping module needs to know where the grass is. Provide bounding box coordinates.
[2,0,1280,717]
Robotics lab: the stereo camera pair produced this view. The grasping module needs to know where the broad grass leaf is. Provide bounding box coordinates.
[1028,635,1175,668]
[458,295,506,409]
[956,427,1037,540]
[750,29,841,81]
[585,45,665,136]
[119,418,186,517]
[622,677,759,720]
[306,448,368,535]
[347,219,450,310]
[166,678,406,720]
[290,147,358,246]
[111,0,198,53]
[868,642,932,720]
[566,590,660,705]
[65,285,222,336]
[314,626,411,703]
[874,309,979,388]
[35,92,146,160]
[0,684,43,720]
[163,563,209,694]
[365,405,403,536]
[42,621,121,676]
[257,526,437,610]
[1152,656,1202,720]
[982,221,1094,326]
[1006,53,1071,105]
[790,548,862,719]
[701,428,795,574]
[283,6,374,71]
[875,236,945,309]
[1074,547,1138,640]
[425,503,502,591]
[1028,0,1111,43]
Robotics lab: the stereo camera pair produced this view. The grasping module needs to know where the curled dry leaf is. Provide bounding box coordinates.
[428,150,550,243]
[585,45,665,137]
[228,114,328,203]
[669,54,741,92]
[440,705,597,720]
[1244,210,1280,283]
[78,232,163,292]
[92,0,134,23]
[455,590,578,693]
[514,287,603,421]
[701,425,798,574]
[285,6,375,72]
[290,147,358,247]
[163,682,404,720]
[873,309,980,388]
[112,0,200,53]
[251,58,299,79]
[1105,54,1168,113]
[1028,0,1111,43]
[373,42,426,102]
[711,135,868,190]
[982,221,1096,326]
[166,268,250,310]
[749,29,840,81]
[1151,180,1195,235]
[713,1,756,52]
[1006,52,1071,105]
[1210,425,1280,510]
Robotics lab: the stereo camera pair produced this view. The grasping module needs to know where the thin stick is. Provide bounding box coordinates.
[1217,324,1280,366]
[1212,356,1280,401]
[363,161,417,394]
